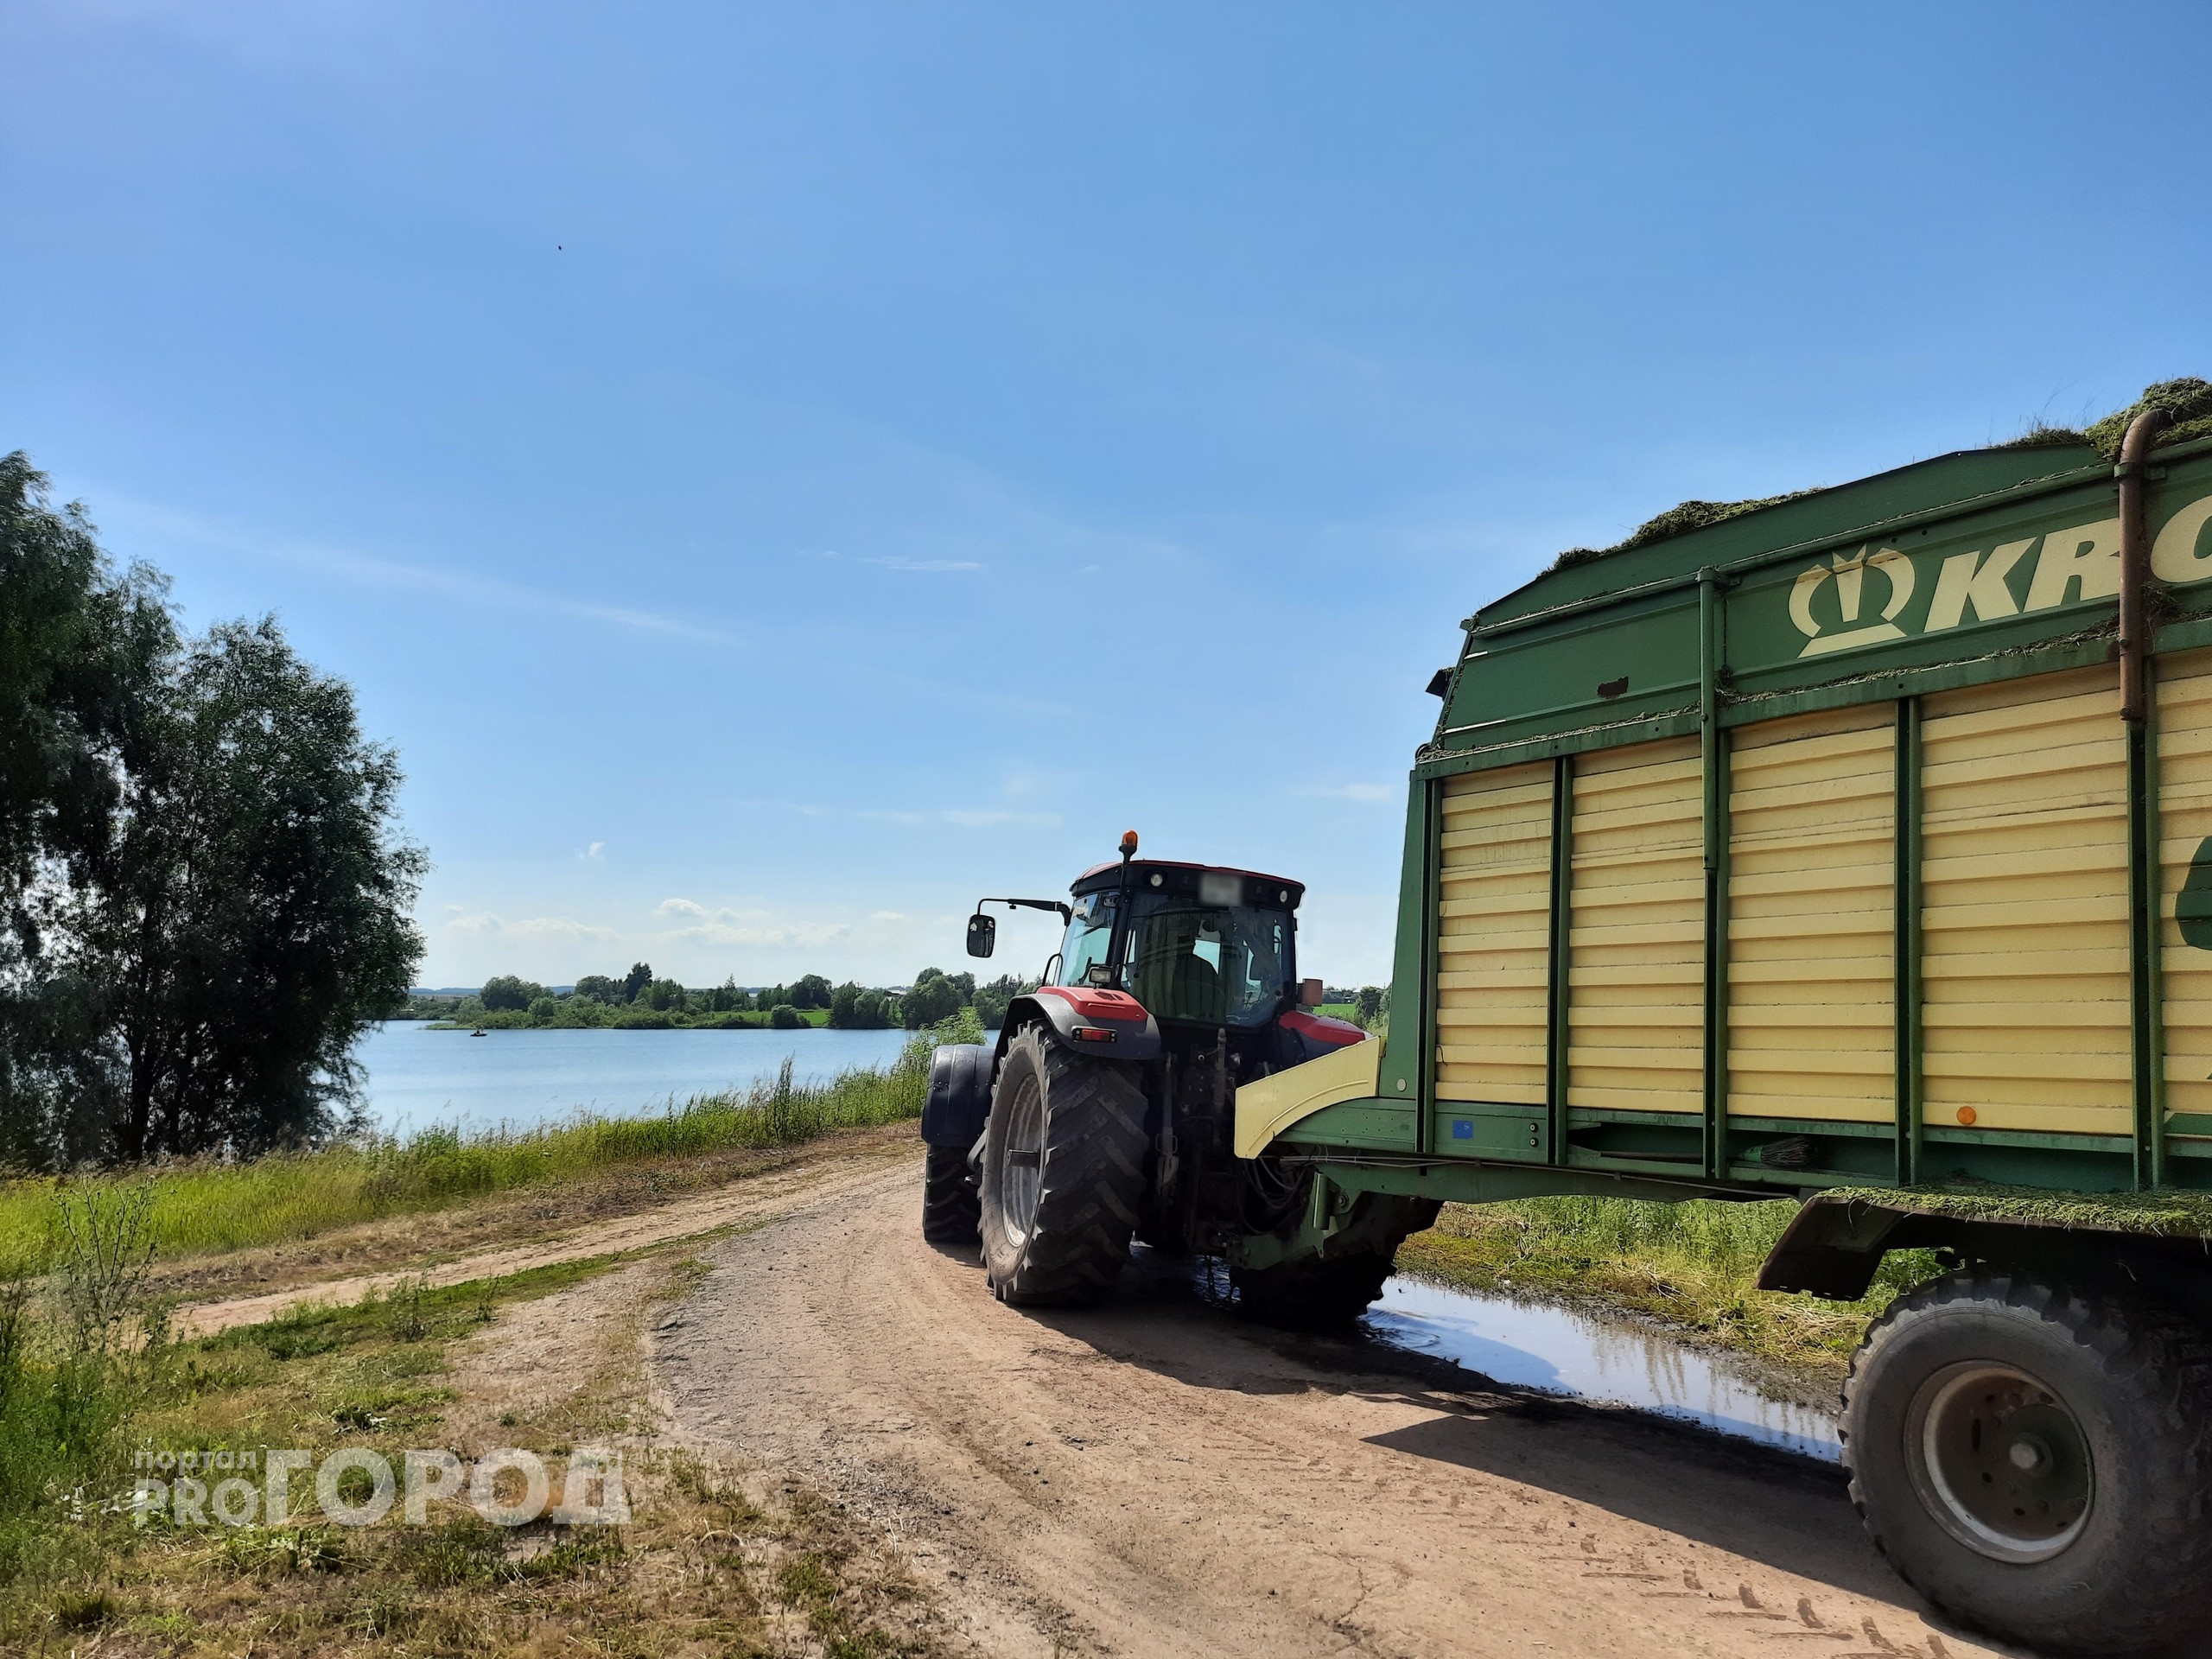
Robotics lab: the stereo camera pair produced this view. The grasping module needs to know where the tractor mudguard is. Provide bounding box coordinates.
[920,1043,995,1147]
[998,988,1163,1064]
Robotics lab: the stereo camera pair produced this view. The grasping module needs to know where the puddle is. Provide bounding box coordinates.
[1362,1276,1840,1461]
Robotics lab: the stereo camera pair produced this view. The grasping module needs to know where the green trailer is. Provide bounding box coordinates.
[1231,385,2212,1652]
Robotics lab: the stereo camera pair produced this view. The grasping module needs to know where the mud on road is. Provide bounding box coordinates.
[657,1159,2018,1659]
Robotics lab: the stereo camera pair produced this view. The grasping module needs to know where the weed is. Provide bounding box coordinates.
[778,1552,840,1611]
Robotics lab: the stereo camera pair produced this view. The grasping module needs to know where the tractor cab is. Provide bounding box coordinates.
[1055,860,1303,1028]
[928,836,1413,1308]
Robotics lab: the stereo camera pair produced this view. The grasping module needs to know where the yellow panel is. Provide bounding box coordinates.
[1233,1036,1380,1159]
[2158,648,2212,1122]
[1567,736,1702,1113]
[1726,706,1895,1125]
[1921,665,2130,1135]
[1435,760,1551,1105]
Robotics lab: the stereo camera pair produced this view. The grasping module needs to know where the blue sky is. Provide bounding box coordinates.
[5,2,2209,989]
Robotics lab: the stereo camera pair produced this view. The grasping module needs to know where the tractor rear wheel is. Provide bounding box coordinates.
[1842,1270,2212,1653]
[920,1144,981,1244]
[978,1024,1150,1306]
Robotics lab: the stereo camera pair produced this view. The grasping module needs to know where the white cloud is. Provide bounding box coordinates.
[868,911,911,923]
[651,899,852,948]
[1293,783,1395,803]
[579,841,606,861]
[860,556,983,573]
[447,912,618,942]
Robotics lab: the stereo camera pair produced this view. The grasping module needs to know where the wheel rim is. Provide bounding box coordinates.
[1904,1361,2093,1563]
[996,1067,1046,1249]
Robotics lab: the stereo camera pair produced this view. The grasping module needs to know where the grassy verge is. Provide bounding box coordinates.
[1398,1196,1942,1390]
[2,1216,944,1654]
[0,1019,971,1274]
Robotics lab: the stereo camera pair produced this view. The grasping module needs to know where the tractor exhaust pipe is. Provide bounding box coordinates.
[2120,406,2171,725]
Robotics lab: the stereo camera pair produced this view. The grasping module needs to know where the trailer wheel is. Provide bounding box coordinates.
[978,1025,1150,1306]
[1233,1250,1394,1329]
[1843,1270,2212,1654]
[920,1144,981,1244]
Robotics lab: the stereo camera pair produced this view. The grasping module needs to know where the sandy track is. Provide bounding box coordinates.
[658,1162,2024,1659]
[171,1140,912,1339]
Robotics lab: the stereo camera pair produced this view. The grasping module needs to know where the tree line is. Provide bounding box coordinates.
[420,964,1036,1033]
[0,455,424,1167]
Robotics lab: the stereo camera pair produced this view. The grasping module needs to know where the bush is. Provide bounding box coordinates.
[768,1005,804,1030]
[526,996,557,1024]
[900,972,963,1030]
[480,975,544,1013]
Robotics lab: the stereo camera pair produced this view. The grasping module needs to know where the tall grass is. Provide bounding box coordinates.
[0,1024,956,1273]
[1400,1195,1941,1380]
[0,1185,168,1598]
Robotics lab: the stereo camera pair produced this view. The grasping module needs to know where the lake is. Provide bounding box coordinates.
[353,1021,918,1136]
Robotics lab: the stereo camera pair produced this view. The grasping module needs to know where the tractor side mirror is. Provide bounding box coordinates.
[1300,977,1323,1008]
[965,912,996,959]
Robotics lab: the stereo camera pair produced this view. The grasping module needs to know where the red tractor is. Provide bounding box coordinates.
[920,833,1439,1323]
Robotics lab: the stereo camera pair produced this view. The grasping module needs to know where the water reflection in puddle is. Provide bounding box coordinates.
[1363,1277,1840,1461]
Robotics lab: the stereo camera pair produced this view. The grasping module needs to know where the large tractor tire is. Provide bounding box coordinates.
[1842,1269,2212,1654]
[920,1144,981,1244]
[978,1025,1150,1306]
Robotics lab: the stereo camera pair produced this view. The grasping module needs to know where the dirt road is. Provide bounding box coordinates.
[658,1159,2018,1659]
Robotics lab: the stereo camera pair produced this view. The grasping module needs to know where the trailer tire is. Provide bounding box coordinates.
[1233,1250,1394,1329]
[978,1025,1150,1306]
[920,1144,981,1244]
[1842,1270,2212,1654]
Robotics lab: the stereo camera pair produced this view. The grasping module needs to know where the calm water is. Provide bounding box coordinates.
[353,1021,915,1135]
[1363,1276,1840,1459]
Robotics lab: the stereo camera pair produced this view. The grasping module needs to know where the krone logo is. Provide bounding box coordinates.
[1790,545,1915,658]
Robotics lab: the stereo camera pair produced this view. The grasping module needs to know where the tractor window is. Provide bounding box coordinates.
[1058,892,1118,988]
[1122,895,1290,1027]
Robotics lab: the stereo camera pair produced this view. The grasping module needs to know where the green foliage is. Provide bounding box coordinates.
[0,1184,169,1602]
[1356,985,1384,1024]
[572,974,620,1003]
[478,975,544,1013]
[4,547,426,1164]
[971,974,1032,1032]
[643,977,688,1012]
[827,982,898,1029]
[900,969,963,1029]
[621,962,653,1002]
[768,1004,805,1030]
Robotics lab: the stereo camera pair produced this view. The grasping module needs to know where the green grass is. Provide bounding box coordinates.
[1400,1195,1942,1383]
[0,1024,960,1274]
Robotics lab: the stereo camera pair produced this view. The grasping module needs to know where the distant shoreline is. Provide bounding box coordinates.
[413,1009,849,1033]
